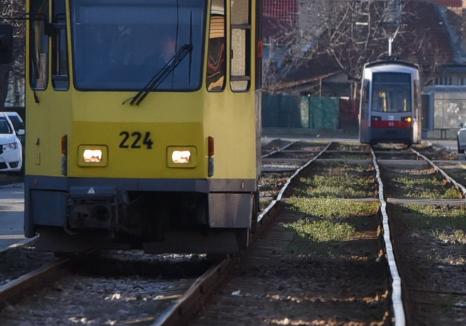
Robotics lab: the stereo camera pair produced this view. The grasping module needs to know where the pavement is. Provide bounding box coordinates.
[0,182,25,252]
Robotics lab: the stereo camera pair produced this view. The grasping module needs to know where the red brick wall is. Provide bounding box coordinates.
[263,0,298,25]
[435,0,463,7]
[263,0,298,39]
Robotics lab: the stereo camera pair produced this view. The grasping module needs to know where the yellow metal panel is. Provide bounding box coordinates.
[69,121,205,179]
[25,0,258,183]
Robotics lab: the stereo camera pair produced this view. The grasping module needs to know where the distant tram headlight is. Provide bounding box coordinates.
[83,149,103,163]
[402,116,413,124]
[172,150,191,164]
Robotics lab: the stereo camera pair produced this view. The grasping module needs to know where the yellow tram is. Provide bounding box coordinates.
[21,0,261,253]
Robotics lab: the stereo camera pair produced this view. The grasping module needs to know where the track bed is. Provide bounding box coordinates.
[377,146,466,325]
[193,145,390,325]
[0,252,210,325]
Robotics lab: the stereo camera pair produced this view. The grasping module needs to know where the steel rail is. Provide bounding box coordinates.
[258,142,332,223]
[410,148,466,196]
[261,141,297,159]
[155,142,332,326]
[0,258,69,303]
[153,258,232,326]
[0,237,37,255]
[370,148,406,326]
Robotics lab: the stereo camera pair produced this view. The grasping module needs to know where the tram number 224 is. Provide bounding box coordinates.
[119,131,154,149]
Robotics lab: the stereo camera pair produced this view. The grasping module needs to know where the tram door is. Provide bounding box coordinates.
[359,79,370,143]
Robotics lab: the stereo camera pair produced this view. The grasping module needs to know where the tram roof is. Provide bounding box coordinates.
[365,60,418,70]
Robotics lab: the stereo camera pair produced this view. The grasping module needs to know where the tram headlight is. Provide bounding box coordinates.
[83,149,103,163]
[167,147,197,168]
[172,150,191,164]
[402,116,413,124]
[78,145,108,167]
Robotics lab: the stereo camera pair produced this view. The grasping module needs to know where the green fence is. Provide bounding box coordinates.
[308,96,339,129]
[262,94,341,130]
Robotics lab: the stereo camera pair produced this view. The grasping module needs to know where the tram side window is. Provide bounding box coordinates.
[207,0,226,92]
[52,0,69,90]
[230,0,251,92]
[30,0,49,90]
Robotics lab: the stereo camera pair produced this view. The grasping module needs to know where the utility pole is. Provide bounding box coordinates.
[384,0,401,57]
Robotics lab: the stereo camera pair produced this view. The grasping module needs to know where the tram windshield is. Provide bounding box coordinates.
[371,73,412,113]
[71,0,205,91]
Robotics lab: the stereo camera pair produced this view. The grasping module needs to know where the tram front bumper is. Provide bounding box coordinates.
[369,127,413,143]
[24,176,255,238]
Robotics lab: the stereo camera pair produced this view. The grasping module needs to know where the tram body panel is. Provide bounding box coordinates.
[23,0,260,252]
[359,62,421,144]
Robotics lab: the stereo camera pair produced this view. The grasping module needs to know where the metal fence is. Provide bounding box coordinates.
[262,93,357,130]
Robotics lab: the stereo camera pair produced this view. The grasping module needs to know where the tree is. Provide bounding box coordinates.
[0,0,25,108]
[263,0,453,91]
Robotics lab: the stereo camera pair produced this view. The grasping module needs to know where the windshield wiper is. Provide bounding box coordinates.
[125,44,193,106]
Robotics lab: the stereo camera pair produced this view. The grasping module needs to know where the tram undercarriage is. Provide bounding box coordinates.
[27,178,255,254]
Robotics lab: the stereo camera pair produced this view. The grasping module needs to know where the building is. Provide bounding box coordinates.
[262,0,298,41]
[423,64,466,138]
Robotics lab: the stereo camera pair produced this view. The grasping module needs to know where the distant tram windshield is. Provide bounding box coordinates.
[371,72,412,113]
[71,0,206,91]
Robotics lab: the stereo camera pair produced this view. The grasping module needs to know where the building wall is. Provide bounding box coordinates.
[424,87,466,130]
[434,0,464,7]
[262,0,298,40]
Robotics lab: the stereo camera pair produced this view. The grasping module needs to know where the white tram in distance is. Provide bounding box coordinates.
[359,61,421,145]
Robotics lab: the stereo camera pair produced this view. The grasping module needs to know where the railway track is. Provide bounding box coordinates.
[191,142,391,325]
[0,139,329,325]
[372,145,466,326]
[1,141,464,325]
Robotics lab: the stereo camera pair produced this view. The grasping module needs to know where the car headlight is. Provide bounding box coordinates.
[2,142,17,151]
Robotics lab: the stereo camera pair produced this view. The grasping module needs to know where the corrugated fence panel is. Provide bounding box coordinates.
[262,94,341,129]
[309,96,340,129]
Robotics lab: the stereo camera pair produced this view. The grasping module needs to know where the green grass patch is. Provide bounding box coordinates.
[391,175,462,199]
[394,205,466,244]
[293,164,376,199]
[283,198,379,256]
[287,197,379,218]
[284,219,356,242]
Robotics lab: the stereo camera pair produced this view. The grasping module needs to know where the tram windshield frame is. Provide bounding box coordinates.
[70,0,206,91]
[371,72,412,114]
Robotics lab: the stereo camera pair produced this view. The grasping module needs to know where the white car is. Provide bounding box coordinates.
[4,112,25,145]
[0,112,22,172]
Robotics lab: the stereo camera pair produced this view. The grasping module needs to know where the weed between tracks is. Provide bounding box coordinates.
[283,198,380,257]
[388,169,462,199]
[287,197,379,218]
[293,163,376,198]
[282,161,379,256]
[395,205,466,247]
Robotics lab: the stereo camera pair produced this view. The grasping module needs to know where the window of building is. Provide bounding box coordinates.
[30,0,49,90]
[206,0,226,92]
[52,0,69,90]
[230,0,250,92]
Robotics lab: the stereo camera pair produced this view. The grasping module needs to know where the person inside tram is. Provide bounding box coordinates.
[207,14,226,91]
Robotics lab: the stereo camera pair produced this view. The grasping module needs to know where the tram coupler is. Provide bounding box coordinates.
[67,186,122,232]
